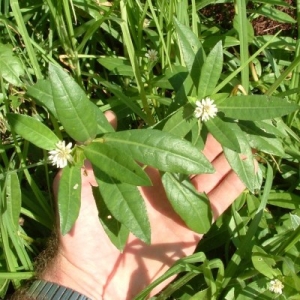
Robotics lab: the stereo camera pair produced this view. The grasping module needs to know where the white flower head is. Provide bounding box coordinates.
[143,18,151,28]
[145,49,158,62]
[48,140,73,169]
[268,279,284,295]
[194,97,218,121]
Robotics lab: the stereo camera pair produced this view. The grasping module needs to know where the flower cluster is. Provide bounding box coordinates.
[145,49,158,62]
[194,97,218,121]
[48,140,73,169]
[268,279,284,295]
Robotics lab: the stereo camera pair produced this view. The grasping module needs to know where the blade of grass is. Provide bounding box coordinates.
[10,0,42,79]
[147,0,172,69]
[287,0,300,125]
[0,273,34,280]
[117,2,154,124]
[219,163,273,295]
[234,0,249,92]
[213,31,281,94]
[266,55,300,96]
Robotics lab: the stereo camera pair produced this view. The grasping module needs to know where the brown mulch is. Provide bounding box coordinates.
[200,0,297,37]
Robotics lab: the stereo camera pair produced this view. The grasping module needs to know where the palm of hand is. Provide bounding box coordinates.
[45,113,246,300]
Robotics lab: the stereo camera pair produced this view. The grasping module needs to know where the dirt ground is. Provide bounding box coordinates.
[200,0,297,37]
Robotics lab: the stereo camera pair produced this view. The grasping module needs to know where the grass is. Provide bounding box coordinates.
[0,0,300,299]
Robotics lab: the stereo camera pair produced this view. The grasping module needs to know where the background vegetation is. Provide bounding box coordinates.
[0,0,300,299]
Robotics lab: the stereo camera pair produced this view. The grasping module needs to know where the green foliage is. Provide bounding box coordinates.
[7,113,59,150]
[58,165,82,235]
[0,44,24,87]
[162,173,212,233]
[1,0,300,298]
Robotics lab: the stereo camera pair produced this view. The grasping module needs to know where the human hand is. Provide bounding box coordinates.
[42,111,246,300]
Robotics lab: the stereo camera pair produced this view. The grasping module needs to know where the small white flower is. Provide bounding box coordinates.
[48,140,73,169]
[194,97,218,121]
[145,49,158,62]
[143,18,151,28]
[269,279,284,295]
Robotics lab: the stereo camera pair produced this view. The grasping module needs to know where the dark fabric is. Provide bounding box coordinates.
[26,280,91,300]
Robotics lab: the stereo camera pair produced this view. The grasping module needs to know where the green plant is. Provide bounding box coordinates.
[0,0,300,298]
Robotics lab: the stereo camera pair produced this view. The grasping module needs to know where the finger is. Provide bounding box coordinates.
[191,153,232,194]
[104,110,117,130]
[52,161,97,203]
[82,160,97,187]
[208,170,246,220]
[202,134,223,162]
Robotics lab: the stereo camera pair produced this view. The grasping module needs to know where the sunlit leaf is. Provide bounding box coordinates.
[252,245,278,279]
[92,186,129,251]
[205,117,241,152]
[94,168,151,244]
[0,44,24,86]
[93,104,115,134]
[197,41,223,99]
[218,95,299,120]
[162,173,212,233]
[7,113,59,150]
[84,142,151,186]
[174,17,203,72]
[58,165,82,235]
[290,214,300,230]
[49,64,98,142]
[27,79,57,118]
[6,173,21,229]
[163,104,197,138]
[223,128,256,193]
[103,129,214,174]
[268,192,300,210]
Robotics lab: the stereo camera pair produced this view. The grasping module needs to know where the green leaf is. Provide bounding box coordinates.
[235,278,269,300]
[7,113,59,150]
[290,214,300,230]
[99,78,148,121]
[223,129,256,193]
[92,186,129,251]
[98,57,134,76]
[239,121,285,156]
[268,192,300,210]
[254,0,290,7]
[0,44,24,86]
[83,142,151,186]
[254,5,296,24]
[103,129,214,174]
[189,288,210,300]
[162,104,197,138]
[242,120,287,138]
[248,135,285,157]
[260,120,288,137]
[49,64,98,142]
[218,95,299,120]
[197,41,223,99]
[6,173,21,229]
[94,167,151,244]
[173,17,203,72]
[190,48,205,93]
[26,79,57,118]
[58,165,82,235]
[204,117,241,152]
[162,173,212,233]
[93,103,115,134]
[252,245,278,279]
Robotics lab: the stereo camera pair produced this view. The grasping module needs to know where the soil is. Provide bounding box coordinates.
[200,0,297,37]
